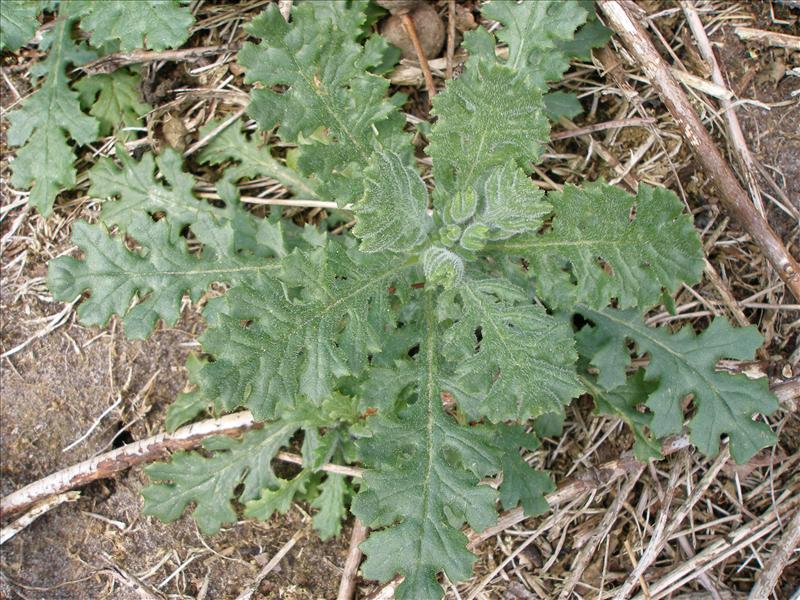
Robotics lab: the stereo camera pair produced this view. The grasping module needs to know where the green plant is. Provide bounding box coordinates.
[3,0,194,214]
[40,2,778,598]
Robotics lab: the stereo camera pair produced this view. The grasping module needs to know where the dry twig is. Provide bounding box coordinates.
[337,518,369,600]
[734,27,800,50]
[748,507,800,599]
[597,0,800,301]
[681,1,766,217]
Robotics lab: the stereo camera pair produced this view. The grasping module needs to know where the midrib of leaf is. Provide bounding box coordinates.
[506,7,538,71]
[250,261,409,355]
[578,306,745,438]
[41,14,72,194]
[487,238,624,250]
[236,144,320,200]
[416,292,439,574]
[459,131,487,193]
[81,233,279,278]
[277,36,369,161]
[89,264,278,277]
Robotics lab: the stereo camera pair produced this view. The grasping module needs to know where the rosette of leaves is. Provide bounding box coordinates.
[47,2,778,598]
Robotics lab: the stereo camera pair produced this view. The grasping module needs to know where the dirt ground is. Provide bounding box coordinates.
[2,1,800,599]
[0,263,349,599]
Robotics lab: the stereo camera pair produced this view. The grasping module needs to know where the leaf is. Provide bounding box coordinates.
[245,471,310,521]
[543,91,583,120]
[439,277,583,422]
[311,474,348,540]
[165,354,210,432]
[581,370,662,461]
[47,214,276,338]
[198,119,320,200]
[353,150,431,253]
[7,11,99,214]
[352,294,504,600]
[198,238,410,419]
[496,425,554,517]
[476,0,589,89]
[577,308,778,463]
[423,246,464,289]
[239,2,410,205]
[559,15,611,61]
[90,148,205,232]
[429,60,550,196]
[489,182,704,310]
[472,162,551,240]
[143,421,299,534]
[73,0,193,51]
[1,0,39,51]
[89,147,266,253]
[75,68,150,136]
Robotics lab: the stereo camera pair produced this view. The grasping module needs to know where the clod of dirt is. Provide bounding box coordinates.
[376,0,420,14]
[162,112,190,151]
[381,2,445,61]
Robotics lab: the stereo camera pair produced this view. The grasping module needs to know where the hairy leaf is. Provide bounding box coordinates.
[311,473,348,540]
[245,471,309,521]
[89,147,267,253]
[439,277,582,421]
[578,308,778,463]
[73,0,193,51]
[353,294,501,600]
[353,150,431,253]
[490,183,704,310]
[7,11,99,214]
[472,162,551,241]
[90,148,205,231]
[429,60,549,195]
[198,120,319,200]
[465,0,589,89]
[198,238,409,419]
[143,421,299,534]
[75,68,150,136]
[239,2,409,205]
[48,214,276,338]
[1,0,39,50]
[581,370,662,460]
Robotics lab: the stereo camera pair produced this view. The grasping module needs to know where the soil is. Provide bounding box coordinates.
[0,279,349,599]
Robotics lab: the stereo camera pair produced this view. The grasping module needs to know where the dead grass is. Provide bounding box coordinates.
[1,1,799,599]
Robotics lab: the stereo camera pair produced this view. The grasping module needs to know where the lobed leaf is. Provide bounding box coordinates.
[496,425,554,517]
[74,68,150,136]
[580,370,662,461]
[72,0,193,52]
[198,120,319,200]
[310,473,348,540]
[354,294,552,599]
[464,0,601,89]
[439,277,583,422]
[353,294,499,599]
[577,308,778,463]
[7,11,99,214]
[490,182,704,310]
[48,214,276,338]
[429,60,550,196]
[1,0,39,51]
[198,237,410,419]
[143,421,299,534]
[353,150,431,253]
[239,2,410,205]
